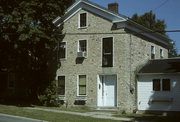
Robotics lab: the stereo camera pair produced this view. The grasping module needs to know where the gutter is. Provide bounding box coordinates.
[137,72,180,76]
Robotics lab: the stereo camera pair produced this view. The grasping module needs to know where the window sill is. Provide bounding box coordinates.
[75,96,87,101]
[60,58,66,61]
[78,26,88,29]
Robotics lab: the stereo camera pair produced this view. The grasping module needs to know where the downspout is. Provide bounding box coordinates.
[129,34,134,94]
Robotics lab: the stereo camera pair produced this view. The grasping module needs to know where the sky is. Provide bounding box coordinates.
[90,0,180,54]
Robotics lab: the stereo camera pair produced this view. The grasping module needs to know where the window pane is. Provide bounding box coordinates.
[79,40,87,52]
[162,79,170,91]
[102,37,113,67]
[79,75,86,85]
[80,13,87,27]
[79,75,86,95]
[153,79,160,91]
[57,76,65,95]
[59,42,66,59]
[79,86,86,95]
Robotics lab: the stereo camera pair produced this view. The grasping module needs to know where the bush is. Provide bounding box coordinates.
[38,81,60,107]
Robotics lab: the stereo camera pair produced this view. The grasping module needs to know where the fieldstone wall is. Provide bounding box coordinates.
[56,9,168,112]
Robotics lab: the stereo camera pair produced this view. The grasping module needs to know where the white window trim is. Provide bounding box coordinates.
[59,41,67,60]
[78,12,88,29]
[152,78,171,92]
[57,75,66,96]
[77,74,87,96]
[77,39,88,57]
[101,36,114,67]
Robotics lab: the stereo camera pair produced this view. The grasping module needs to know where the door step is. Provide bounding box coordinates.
[96,107,118,112]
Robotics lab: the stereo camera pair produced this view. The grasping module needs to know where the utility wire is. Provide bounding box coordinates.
[152,0,169,11]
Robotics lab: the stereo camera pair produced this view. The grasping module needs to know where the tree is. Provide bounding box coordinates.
[131,11,178,57]
[0,0,74,101]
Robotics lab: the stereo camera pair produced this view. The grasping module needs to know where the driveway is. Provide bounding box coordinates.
[0,113,45,122]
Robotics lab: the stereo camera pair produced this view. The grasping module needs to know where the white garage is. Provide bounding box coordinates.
[137,58,180,111]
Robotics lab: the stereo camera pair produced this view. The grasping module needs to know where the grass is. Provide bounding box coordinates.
[0,104,119,122]
[34,105,94,113]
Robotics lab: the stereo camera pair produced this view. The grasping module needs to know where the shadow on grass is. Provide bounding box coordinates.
[0,97,40,107]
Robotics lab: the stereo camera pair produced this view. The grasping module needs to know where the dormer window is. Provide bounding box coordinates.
[79,13,87,28]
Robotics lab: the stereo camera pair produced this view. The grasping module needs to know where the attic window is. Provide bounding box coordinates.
[79,13,87,28]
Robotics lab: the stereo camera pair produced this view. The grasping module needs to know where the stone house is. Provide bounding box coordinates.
[53,0,172,112]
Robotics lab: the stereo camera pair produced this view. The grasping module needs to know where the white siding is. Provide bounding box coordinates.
[138,75,180,111]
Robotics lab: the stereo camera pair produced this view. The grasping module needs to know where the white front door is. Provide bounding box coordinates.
[98,75,117,107]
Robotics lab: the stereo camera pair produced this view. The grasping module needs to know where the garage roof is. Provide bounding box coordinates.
[138,58,180,74]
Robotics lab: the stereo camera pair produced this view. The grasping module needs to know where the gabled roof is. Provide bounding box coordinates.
[53,0,172,47]
[138,58,180,74]
[54,0,128,25]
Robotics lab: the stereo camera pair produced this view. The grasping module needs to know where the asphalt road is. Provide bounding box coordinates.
[0,114,45,122]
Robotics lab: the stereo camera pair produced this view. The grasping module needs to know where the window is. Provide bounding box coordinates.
[79,13,87,28]
[78,75,86,96]
[151,45,155,59]
[58,42,66,59]
[162,79,170,91]
[153,79,170,91]
[153,79,160,91]
[8,73,15,89]
[78,40,87,52]
[102,37,113,67]
[57,76,65,95]
[160,49,163,59]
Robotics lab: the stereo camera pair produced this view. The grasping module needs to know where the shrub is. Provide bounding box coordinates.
[38,81,60,107]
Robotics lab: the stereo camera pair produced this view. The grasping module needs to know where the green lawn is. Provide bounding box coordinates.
[35,105,94,113]
[0,104,119,122]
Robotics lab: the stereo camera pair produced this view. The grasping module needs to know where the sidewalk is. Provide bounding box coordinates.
[26,107,132,121]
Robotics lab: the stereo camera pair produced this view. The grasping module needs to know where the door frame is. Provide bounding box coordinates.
[97,74,117,107]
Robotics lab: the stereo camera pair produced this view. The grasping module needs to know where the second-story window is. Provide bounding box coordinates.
[151,45,155,59]
[160,49,163,59]
[102,37,113,67]
[58,42,66,59]
[79,40,87,52]
[79,13,87,28]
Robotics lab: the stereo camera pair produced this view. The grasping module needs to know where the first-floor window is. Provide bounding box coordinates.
[153,79,160,91]
[57,76,65,95]
[162,79,170,91]
[78,75,86,95]
[153,79,170,91]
